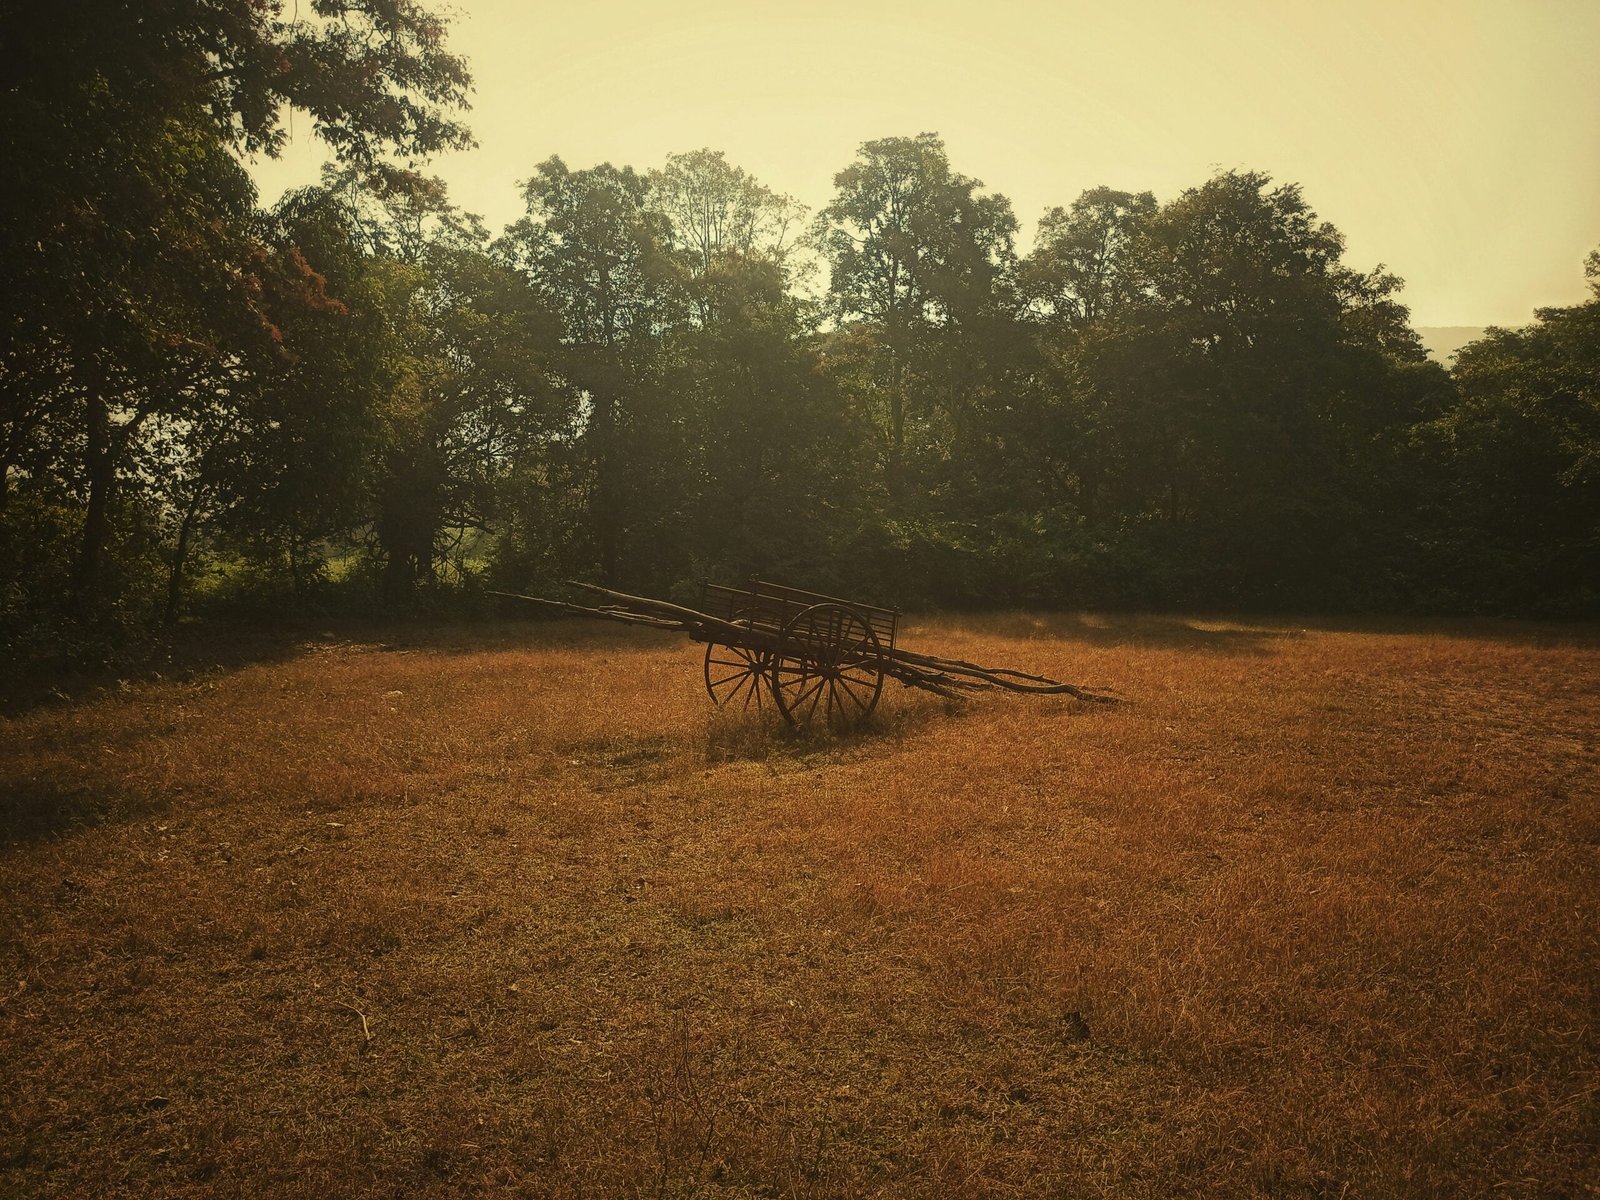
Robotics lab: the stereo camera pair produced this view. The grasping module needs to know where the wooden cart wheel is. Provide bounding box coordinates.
[770,602,885,729]
[704,641,773,712]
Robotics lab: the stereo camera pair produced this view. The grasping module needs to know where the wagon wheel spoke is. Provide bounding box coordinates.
[837,663,879,694]
[726,670,755,704]
[833,672,874,712]
[772,661,824,727]
[794,676,827,724]
[795,674,828,707]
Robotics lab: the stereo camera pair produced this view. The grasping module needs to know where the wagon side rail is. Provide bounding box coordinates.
[701,578,898,651]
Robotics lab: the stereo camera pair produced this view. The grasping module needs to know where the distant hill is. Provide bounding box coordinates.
[1416,326,1487,364]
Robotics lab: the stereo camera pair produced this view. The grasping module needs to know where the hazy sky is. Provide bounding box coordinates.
[255,0,1600,327]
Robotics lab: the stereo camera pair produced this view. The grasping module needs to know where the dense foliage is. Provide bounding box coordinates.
[2,5,1595,665]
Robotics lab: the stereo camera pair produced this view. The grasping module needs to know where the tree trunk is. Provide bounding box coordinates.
[884,344,907,507]
[68,391,117,611]
[595,293,623,587]
[162,492,204,624]
[591,384,620,585]
[376,450,441,606]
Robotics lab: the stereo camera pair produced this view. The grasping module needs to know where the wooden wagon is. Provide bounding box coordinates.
[697,578,899,727]
[492,579,1116,729]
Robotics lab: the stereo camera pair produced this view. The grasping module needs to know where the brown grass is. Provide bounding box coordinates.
[2,613,1597,1198]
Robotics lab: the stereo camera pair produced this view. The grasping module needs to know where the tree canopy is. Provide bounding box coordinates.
[3,9,1594,665]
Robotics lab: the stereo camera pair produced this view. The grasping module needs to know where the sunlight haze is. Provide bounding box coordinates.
[252,0,1600,328]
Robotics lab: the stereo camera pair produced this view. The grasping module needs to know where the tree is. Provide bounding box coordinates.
[0,117,293,609]
[0,0,472,614]
[649,149,805,282]
[283,170,562,603]
[1007,188,1159,536]
[0,1,471,171]
[1413,253,1600,612]
[1020,187,1157,332]
[815,133,1017,496]
[1126,171,1428,602]
[499,158,684,585]
[666,246,869,590]
[187,184,394,605]
[995,171,1439,608]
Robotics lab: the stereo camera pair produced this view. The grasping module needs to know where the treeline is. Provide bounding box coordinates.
[3,4,1597,665]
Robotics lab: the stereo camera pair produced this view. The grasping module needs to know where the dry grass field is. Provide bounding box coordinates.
[2,613,1597,1198]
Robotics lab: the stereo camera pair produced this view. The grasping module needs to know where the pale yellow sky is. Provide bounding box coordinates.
[255,0,1600,326]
